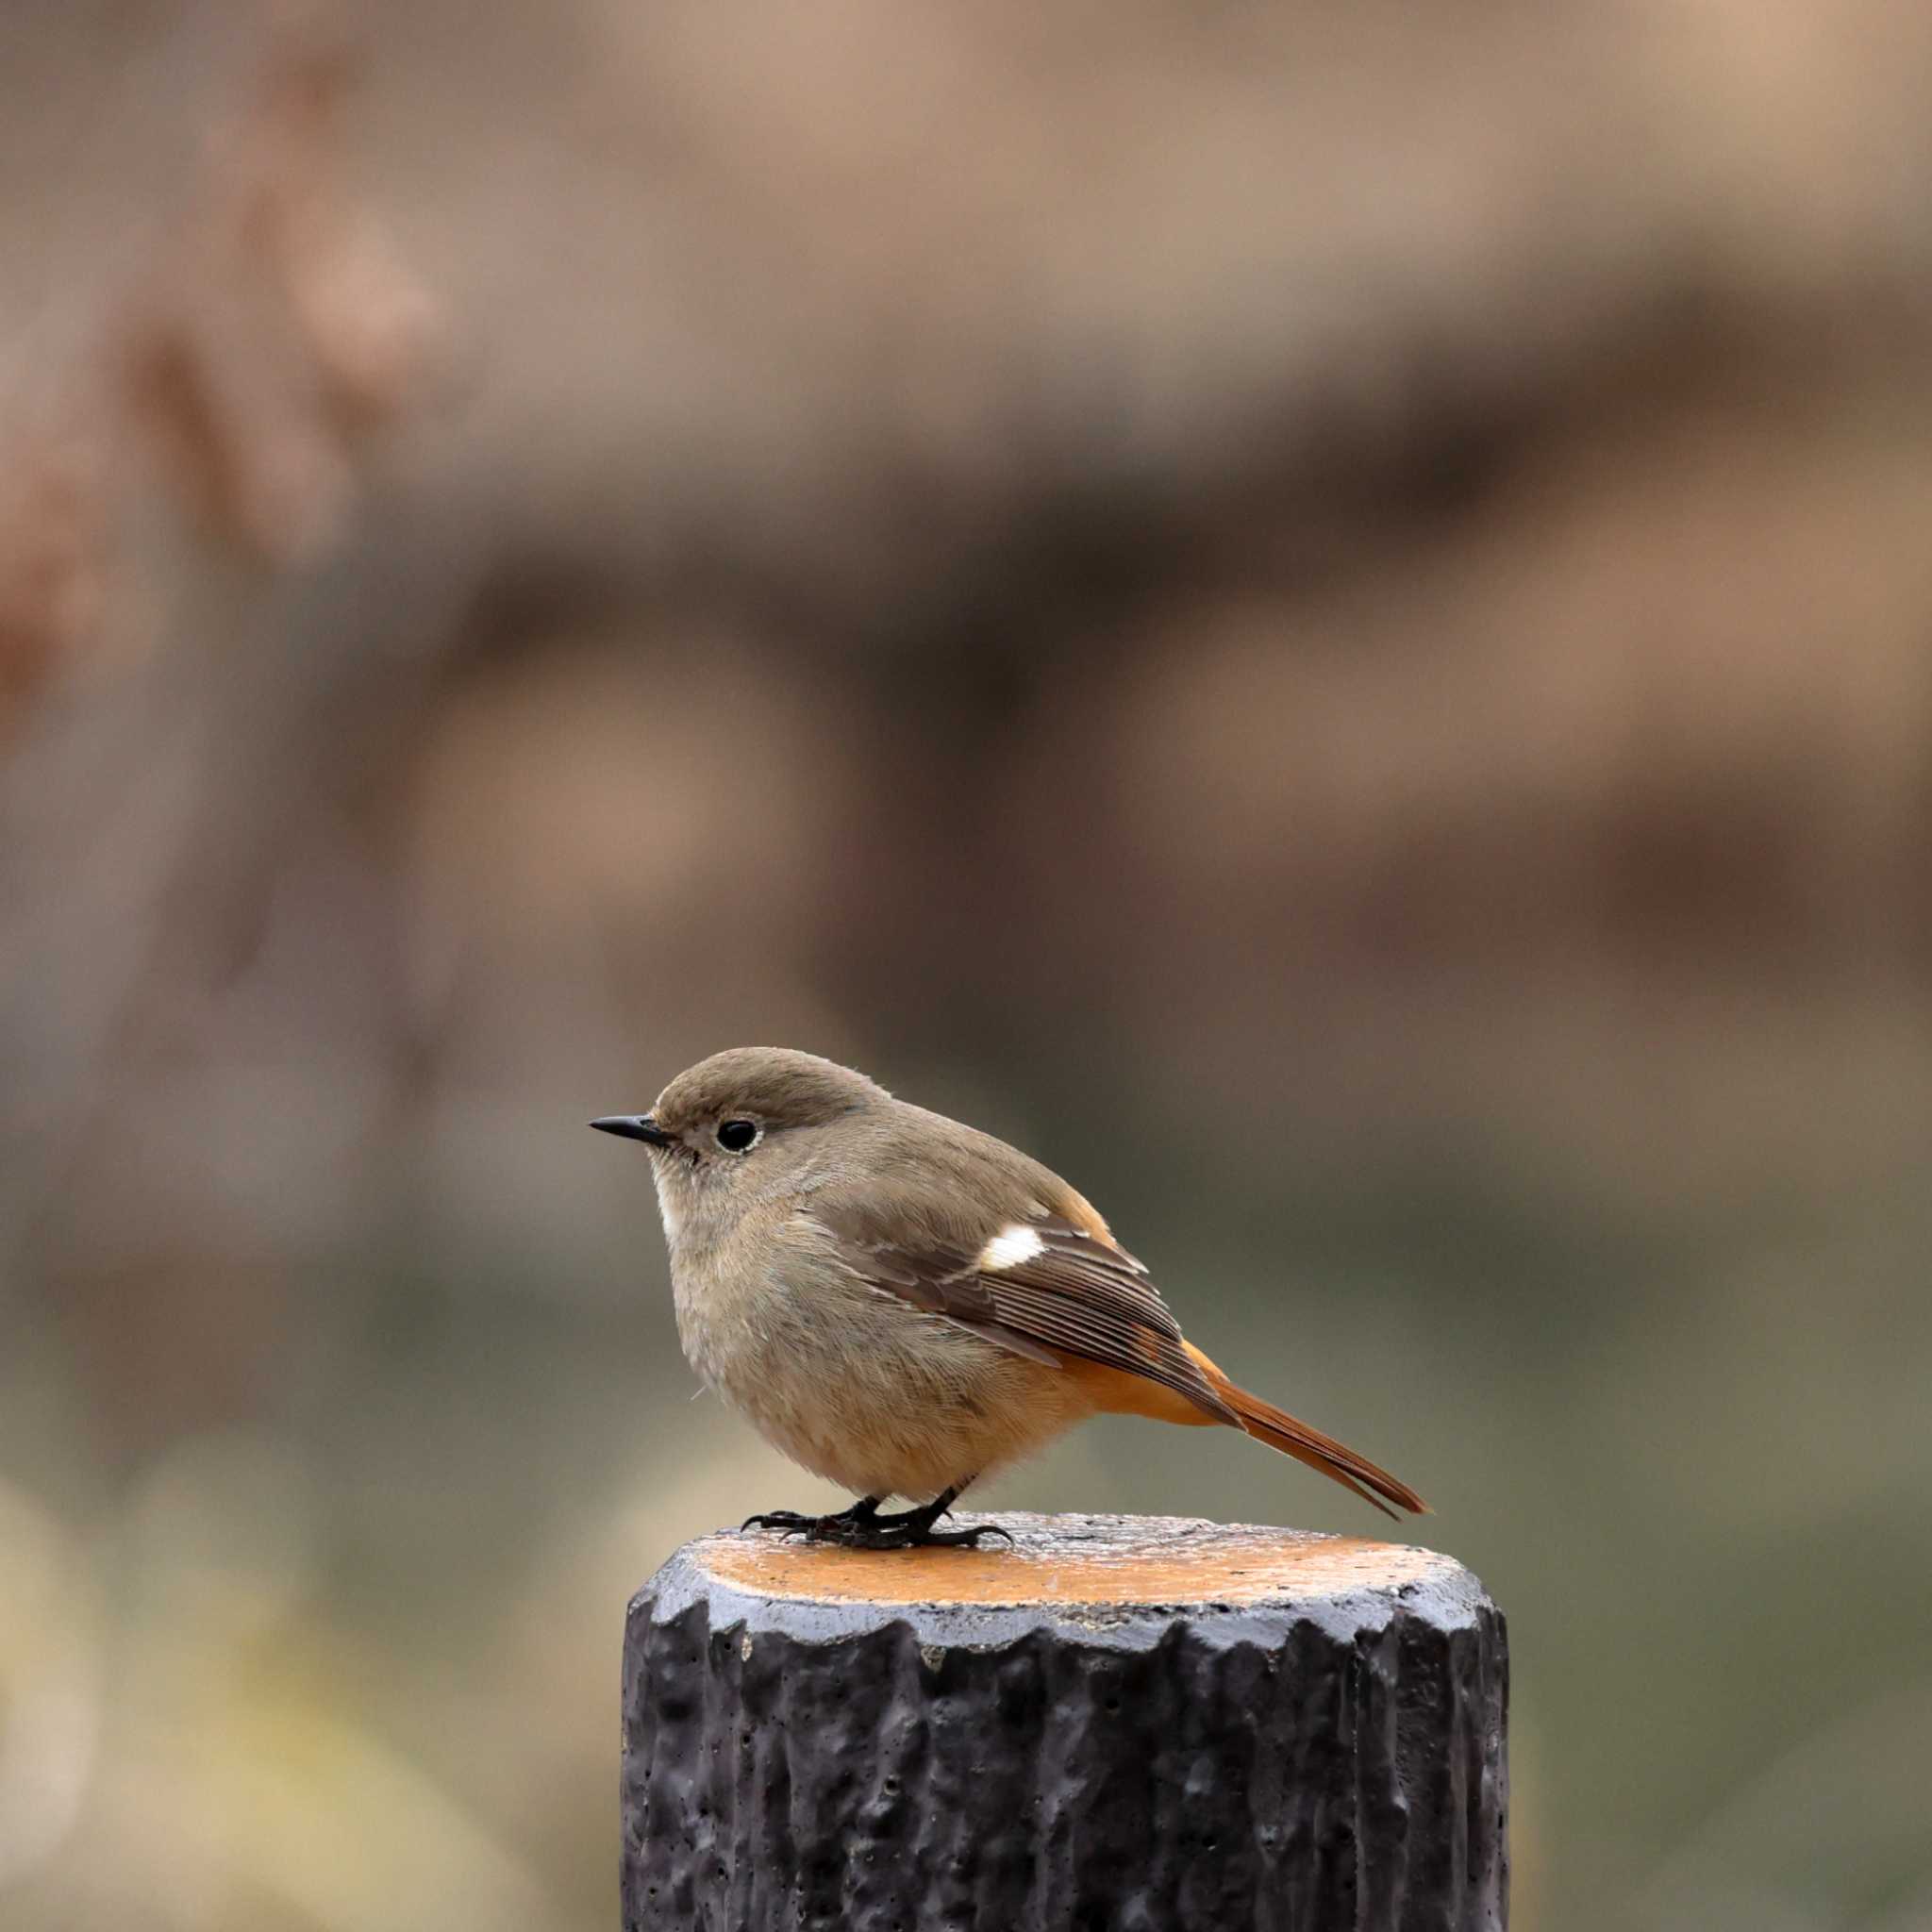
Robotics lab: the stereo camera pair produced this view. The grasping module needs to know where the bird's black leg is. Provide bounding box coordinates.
[885,1483,1013,1549]
[741,1496,880,1539]
[760,1483,1020,1545]
[742,1482,1011,1550]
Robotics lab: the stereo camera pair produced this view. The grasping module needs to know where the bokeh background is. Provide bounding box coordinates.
[5,4,1932,1928]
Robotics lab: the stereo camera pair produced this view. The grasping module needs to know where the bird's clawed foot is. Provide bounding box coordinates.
[741,1510,904,1548]
[741,1497,874,1541]
[888,1520,1014,1550]
[739,1507,832,1537]
[741,1486,1012,1551]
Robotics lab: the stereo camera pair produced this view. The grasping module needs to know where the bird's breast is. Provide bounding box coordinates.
[666,1233,1090,1498]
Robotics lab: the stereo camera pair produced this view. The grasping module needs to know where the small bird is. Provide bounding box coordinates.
[592,1047,1425,1549]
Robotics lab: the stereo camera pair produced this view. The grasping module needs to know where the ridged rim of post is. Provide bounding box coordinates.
[636,1511,1492,1653]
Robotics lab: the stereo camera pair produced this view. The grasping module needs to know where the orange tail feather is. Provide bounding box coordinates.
[1224,1383,1428,1519]
[1184,1345,1428,1520]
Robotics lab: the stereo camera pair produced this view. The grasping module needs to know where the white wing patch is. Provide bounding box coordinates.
[978,1224,1047,1272]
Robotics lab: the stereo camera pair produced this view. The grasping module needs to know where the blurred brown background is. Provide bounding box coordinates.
[5,3,1932,1928]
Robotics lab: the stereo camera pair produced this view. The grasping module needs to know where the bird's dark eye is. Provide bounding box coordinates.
[716,1118,759,1153]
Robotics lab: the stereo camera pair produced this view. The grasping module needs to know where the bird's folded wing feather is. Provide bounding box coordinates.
[809,1197,1239,1425]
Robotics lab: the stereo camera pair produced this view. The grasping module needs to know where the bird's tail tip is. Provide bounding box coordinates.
[1222,1381,1429,1520]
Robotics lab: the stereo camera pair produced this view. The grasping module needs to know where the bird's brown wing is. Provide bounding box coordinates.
[811,1199,1239,1425]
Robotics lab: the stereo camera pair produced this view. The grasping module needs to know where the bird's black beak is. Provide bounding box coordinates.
[590,1114,672,1147]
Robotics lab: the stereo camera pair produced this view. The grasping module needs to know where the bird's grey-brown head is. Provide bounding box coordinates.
[591,1047,884,1194]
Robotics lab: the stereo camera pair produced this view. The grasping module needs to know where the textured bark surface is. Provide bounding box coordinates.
[622,1513,1507,1932]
